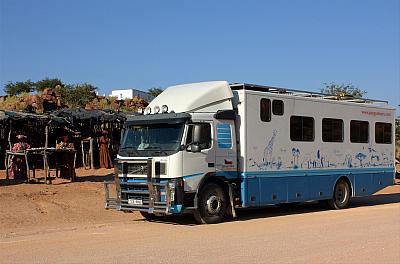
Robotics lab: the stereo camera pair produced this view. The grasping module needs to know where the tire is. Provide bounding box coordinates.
[140,211,162,221]
[194,183,227,224]
[327,179,351,209]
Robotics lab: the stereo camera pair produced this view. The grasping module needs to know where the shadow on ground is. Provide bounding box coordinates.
[75,173,114,182]
[138,192,400,226]
[0,178,26,186]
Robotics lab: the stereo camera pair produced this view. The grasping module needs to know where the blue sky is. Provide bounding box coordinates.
[0,0,399,111]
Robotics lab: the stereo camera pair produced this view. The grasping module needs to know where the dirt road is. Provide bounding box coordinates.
[1,172,399,263]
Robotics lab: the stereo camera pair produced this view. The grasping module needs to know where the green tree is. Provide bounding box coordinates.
[148,87,164,97]
[34,78,63,92]
[62,83,97,107]
[4,80,35,96]
[321,82,366,98]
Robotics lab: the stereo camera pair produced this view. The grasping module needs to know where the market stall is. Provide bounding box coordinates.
[1,109,128,183]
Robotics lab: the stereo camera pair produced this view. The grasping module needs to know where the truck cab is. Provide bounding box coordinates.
[105,81,239,224]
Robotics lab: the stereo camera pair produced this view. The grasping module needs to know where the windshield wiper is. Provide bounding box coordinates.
[119,148,139,154]
[120,146,135,150]
[143,146,169,155]
[154,150,169,155]
[144,146,161,150]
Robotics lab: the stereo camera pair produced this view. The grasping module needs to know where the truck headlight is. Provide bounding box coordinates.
[161,105,168,113]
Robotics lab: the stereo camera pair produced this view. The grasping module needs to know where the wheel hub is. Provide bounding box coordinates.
[206,195,221,215]
[335,183,348,205]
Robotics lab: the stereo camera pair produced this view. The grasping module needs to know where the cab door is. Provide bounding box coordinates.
[182,122,215,192]
[214,119,238,178]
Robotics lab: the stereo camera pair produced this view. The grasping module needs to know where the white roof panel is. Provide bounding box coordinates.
[148,81,233,113]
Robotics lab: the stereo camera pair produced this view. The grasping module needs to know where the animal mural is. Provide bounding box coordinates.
[262,130,277,166]
[249,130,282,169]
[249,132,394,171]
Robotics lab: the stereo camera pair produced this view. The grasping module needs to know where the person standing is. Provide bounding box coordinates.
[56,136,75,179]
[9,135,30,180]
[99,130,113,169]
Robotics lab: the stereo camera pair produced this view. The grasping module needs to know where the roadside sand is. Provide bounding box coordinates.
[0,168,142,237]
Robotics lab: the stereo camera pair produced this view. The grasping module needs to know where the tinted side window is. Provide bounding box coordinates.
[186,123,212,149]
[350,120,369,143]
[260,98,271,122]
[322,118,343,142]
[272,100,284,115]
[375,122,392,144]
[290,116,314,142]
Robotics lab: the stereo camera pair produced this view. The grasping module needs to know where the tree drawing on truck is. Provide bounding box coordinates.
[276,157,282,169]
[355,152,367,167]
[381,152,390,166]
[262,130,277,167]
[292,148,300,169]
[366,146,380,166]
[317,150,328,168]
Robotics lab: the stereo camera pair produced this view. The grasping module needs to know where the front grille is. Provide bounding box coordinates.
[118,161,166,176]
[124,162,148,175]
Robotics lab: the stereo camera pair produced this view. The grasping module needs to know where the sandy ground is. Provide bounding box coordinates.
[0,169,399,263]
[0,168,142,237]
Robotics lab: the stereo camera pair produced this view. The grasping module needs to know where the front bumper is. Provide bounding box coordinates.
[104,158,183,215]
[104,180,181,214]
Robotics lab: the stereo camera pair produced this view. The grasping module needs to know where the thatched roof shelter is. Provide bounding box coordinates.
[0,109,128,169]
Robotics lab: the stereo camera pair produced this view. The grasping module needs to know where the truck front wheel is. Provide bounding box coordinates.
[194,183,227,224]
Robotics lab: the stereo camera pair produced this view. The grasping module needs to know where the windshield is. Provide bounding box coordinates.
[119,123,184,156]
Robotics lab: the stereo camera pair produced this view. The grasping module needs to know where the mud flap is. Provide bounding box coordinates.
[228,183,237,218]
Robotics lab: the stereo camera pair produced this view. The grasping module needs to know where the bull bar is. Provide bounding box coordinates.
[104,158,176,215]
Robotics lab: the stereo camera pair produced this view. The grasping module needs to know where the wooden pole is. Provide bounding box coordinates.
[89,138,94,169]
[5,152,9,179]
[6,121,12,179]
[81,140,86,169]
[25,152,30,182]
[7,122,12,150]
[45,123,49,149]
[44,124,49,184]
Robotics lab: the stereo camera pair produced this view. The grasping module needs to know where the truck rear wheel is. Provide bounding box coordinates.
[327,179,351,209]
[194,183,227,224]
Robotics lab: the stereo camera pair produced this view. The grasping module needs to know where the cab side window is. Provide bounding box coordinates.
[186,123,212,149]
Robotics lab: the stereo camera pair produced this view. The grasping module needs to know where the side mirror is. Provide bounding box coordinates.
[193,124,202,144]
[191,144,201,153]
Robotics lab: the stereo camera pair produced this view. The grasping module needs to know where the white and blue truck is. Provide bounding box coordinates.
[104,81,395,224]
